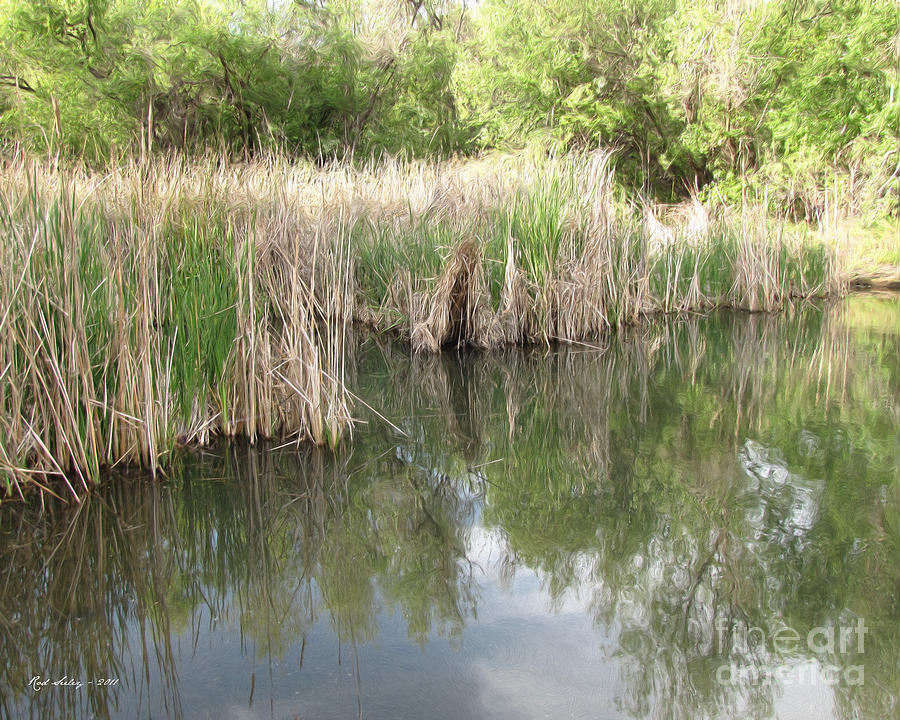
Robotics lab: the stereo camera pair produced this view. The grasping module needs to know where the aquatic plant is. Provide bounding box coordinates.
[0,150,848,496]
[0,160,351,498]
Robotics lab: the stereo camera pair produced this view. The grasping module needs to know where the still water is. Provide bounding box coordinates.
[2,295,899,720]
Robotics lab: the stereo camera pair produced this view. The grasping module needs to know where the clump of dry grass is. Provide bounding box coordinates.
[0,149,846,496]
[0,160,351,499]
[338,149,843,349]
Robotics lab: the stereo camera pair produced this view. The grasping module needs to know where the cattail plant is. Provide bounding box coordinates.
[0,149,845,497]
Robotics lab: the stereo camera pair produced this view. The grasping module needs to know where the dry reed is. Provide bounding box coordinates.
[0,149,846,496]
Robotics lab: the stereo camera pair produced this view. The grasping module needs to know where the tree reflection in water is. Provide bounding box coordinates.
[2,295,898,719]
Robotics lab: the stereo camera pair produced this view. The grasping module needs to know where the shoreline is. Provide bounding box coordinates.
[7,290,898,507]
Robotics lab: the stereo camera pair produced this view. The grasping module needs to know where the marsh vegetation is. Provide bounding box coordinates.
[0,152,850,493]
[0,0,896,491]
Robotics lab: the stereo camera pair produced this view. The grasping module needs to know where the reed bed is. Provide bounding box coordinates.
[0,160,352,499]
[0,150,845,497]
[342,150,845,350]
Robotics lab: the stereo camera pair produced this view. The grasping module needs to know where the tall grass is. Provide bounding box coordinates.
[0,150,847,496]
[333,149,844,351]
[0,162,350,499]
[342,149,844,350]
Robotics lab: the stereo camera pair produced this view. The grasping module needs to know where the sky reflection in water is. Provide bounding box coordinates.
[3,295,899,720]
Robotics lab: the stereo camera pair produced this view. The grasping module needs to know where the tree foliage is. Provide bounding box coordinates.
[0,0,468,159]
[458,0,899,203]
[0,0,896,209]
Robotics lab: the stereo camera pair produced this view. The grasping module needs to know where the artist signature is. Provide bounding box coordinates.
[28,676,119,692]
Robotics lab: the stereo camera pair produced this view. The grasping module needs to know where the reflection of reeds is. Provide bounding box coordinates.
[360,304,882,481]
[354,299,898,586]
[0,480,182,719]
[1,441,481,716]
[351,300,899,720]
[3,300,898,719]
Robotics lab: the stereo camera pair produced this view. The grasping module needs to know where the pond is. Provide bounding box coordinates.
[3,294,899,720]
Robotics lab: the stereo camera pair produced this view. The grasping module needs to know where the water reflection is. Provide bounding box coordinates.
[2,295,899,719]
